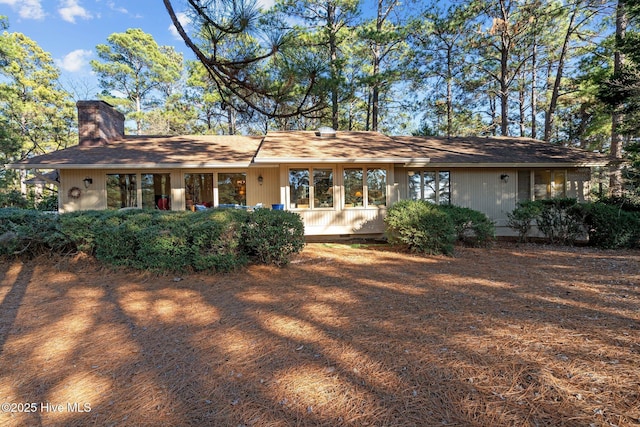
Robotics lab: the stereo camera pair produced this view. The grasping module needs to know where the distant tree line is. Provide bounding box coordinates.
[1,0,639,196]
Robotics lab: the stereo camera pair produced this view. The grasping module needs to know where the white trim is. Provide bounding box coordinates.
[7,162,251,169]
[421,162,608,168]
[255,157,425,164]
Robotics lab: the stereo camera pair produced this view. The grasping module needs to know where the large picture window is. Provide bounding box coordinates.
[344,168,364,207]
[289,169,310,208]
[218,173,246,206]
[407,170,450,205]
[519,170,566,201]
[314,169,334,208]
[106,174,137,209]
[185,173,213,210]
[289,168,334,209]
[367,168,387,206]
[344,167,387,208]
[142,173,171,210]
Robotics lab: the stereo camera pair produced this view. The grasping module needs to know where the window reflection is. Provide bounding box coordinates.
[106,174,137,209]
[218,173,246,206]
[185,173,213,210]
[142,173,171,210]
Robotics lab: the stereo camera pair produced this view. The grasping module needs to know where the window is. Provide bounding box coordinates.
[344,168,364,207]
[106,174,137,209]
[344,167,387,208]
[367,168,387,206]
[517,171,531,202]
[185,173,213,210]
[218,173,246,206]
[314,169,334,208]
[288,168,334,209]
[520,170,566,201]
[438,171,450,204]
[142,173,171,210]
[289,169,310,208]
[407,170,450,204]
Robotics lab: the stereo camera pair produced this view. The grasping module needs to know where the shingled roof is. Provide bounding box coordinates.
[393,135,608,167]
[254,131,429,165]
[8,132,608,170]
[10,135,263,169]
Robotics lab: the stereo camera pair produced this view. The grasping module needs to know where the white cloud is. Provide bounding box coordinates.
[168,12,191,40]
[106,1,128,15]
[0,0,46,20]
[56,49,92,72]
[58,0,93,23]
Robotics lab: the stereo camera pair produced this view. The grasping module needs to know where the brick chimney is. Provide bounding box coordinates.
[77,100,125,147]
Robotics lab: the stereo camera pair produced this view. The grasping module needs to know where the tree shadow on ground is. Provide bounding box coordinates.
[0,243,638,426]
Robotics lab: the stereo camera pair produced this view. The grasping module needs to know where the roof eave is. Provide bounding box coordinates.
[6,162,252,169]
[419,161,609,168]
[254,157,427,164]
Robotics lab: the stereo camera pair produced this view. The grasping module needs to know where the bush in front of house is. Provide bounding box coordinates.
[438,204,495,247]
[59,210,110,254]
[507,200,543,243]
[0,208,72,257]
[2,207,305,272]
[90,209,250,273]
[507,198,584,245]
[507,198,640,248]
[240,208,306,266]
[535,198,585,245]
[581,202,640,249]
[384,200,456,255]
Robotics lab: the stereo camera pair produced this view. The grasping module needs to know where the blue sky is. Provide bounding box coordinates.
[0,0,273,96]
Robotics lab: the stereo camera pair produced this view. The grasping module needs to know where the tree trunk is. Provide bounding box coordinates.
[446,43,453,138]
[530,22,537,139]
[328,2,339,130]
[610,0,627,196]
[543,5,577,142]
[500,33,509,136]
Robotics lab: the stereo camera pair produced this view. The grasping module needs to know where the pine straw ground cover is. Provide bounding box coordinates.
[0,243,639,427]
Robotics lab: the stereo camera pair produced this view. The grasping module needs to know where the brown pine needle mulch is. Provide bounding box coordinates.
[1,242,639,427]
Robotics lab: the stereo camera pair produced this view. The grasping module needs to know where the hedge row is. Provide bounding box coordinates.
[507,198,640,248]
[384,200,495,255]
[0,208,305,271]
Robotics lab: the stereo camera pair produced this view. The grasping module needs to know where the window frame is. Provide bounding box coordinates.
[406,170,451,205]
[342,166,388,209]
[519,169,567,201]
[106,173,138,210]
[217,172,248,207]
[185,172,214,210]
[288,167,335,210]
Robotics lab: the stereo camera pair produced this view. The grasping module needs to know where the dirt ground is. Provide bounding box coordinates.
[0,242,639,427]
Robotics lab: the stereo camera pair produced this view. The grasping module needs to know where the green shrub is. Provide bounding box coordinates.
[507,200,542,243]
[35,193,58,211]
[59,210,112,255]
[582,203,640,249]
[240,209,305,266]
[0,190,29,209]
[187,209,248,272]
[536,198,585,245]
[439,205,495,247]
[0,209,72,257]
[597,196,640,212]
[385,200,455,255]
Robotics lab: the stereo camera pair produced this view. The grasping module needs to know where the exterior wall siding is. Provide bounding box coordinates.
[394,166,594,237]
[58,165,595,238]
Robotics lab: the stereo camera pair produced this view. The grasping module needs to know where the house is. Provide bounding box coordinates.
[7,100,608,237]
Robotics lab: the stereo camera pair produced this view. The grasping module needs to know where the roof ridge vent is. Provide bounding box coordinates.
[316,127,337,138]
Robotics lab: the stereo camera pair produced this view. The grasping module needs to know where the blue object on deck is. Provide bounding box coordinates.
[272,204,284,210]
